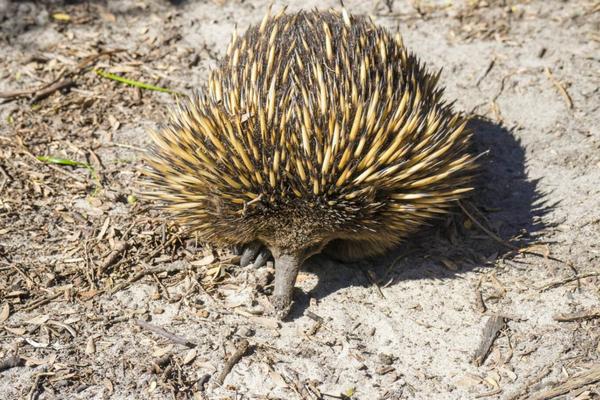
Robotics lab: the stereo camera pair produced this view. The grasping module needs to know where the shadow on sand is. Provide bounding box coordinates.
[288,116,551,320]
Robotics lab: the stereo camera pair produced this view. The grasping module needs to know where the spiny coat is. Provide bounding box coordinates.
[144,8,477,316]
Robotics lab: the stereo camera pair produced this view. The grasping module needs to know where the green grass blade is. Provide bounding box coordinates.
[36,156,92,169]
[94,69,179,94]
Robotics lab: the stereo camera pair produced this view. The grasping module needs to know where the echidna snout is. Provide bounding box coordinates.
[144,8,477,318]
[249,204,338,317]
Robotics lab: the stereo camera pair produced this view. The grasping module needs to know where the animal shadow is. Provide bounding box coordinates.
[288,116,550,319]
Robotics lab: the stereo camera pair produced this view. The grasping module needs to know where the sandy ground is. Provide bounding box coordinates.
[0,0,599,399]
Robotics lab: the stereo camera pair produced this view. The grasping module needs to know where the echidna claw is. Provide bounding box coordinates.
[239,241,271,268]
[253,247,271,268]
[271,295,293,320]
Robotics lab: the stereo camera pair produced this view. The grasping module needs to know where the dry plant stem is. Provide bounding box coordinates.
[97,241,129,275]
[0,164,9,195]
[135,320,196,347]
[474,388,502,398]
[213,339,250,387]
[21,292,62,312]
[506,365,553,400]
[271,252,302,319]
[538,272,600,291]
[554,309,600,322]
[458,201,564,263]
[528,365,600,400]
[0,49,123,102]
[111,263,189,293]
[545,67,574,110]
[144,233,185,262]
[27,372,54,400]
[30,79,74,103]
[0,78,73,103]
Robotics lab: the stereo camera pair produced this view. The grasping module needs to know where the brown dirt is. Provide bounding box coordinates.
[0,0,599,399]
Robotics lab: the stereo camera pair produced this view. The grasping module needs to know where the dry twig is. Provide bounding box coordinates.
[110,262,193,293]
[135,319,196,347]
[528,365,600,400]
[554,309,600,322]
[213,339,250,387]
[538,272,600,292]
[458,201,565,263]
[545,67,574,110]
[97,241,129,275]
[30,79,74,103]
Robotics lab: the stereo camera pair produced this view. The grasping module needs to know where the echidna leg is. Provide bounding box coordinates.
[271,252,302,319]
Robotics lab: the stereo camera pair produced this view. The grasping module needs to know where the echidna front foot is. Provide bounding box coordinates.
[236,243,301,319]
[238,241,271,268]
[271,251,302,319]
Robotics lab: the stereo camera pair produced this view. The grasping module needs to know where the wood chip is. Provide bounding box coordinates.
[85,337,96,354]
[182,348,197,365]
[0,303,9,322]
[473,315,506,366]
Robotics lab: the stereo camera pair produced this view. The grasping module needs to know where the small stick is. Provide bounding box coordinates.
[144,233,185,262]
[213,339,250,387]
[134,320,196,348]
[528,365,600,400]
[505,365,552,400]
[538,272,600,292]
[47,163,88,183]
[0,88,37,99]
[304,310,324,323]
[554,309,600,322]
[0,164,10,195]
[76,49,126,70]
[545,67,574,110]
[458,201,565,263]
[475,388,502,398]
[458,202,519,250]
[473,315,505,366]
[474,277,487,313]
[476,58,495,87]
[21,292,63,312]
[105,142,145,152]
[30,79,74,103]
[97,241,129,275]
[110,262,190,293]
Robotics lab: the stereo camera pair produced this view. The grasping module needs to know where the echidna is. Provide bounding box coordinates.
[144,7,477,318]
